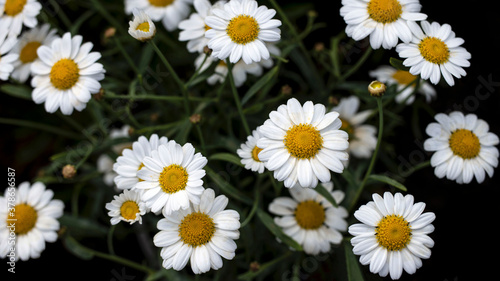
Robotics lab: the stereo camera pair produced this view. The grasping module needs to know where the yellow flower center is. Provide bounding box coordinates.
[251,146,263,162]
[50,58,80,90]
[148,0,174,7]
[19,41,42,64]
[120,201,139,220]
[375,214,412,251]
[367,0,402,24]
[136,22,150,32]
[284,124,323,159]
[294,200,325,230]
[392,70,418,85]
[340,119,355,139]
[418,36,450,64]
[4,0,27,16]
[178,212,216,247]
[159,164,188,194]
[449,129,481,159]
[10,203,38,235]
[226,15,260,45]
[204,24,212,32]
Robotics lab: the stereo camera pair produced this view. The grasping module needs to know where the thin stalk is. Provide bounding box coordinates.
[226,61,251,135]
[87,248,155,275]
[340,46,372,82]
[107,224,116,255]
[113,36,142,78]
[0,117,81,140]
[89,0,127,35]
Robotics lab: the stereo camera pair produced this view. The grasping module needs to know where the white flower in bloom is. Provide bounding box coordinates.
[0,182,64,261]
[396,21,471,86]
[125,0,193,32]
[269,182,348,255]
[128,9,156,41]
[0,0,42,37]
[340,0,427,49]
[154,188,240,274]
[30,32,105,115]
[349,192,435,280]
[136,141,207,215]
[369,65,436,104]
[332,96,377,159]
[237,126,266,173]
[10,23,59,83]
[105,189,147,225]
[257,98,349,188]
[205,0,281,64]
[0,29,18,80]
[97,125,132,187]
[424,111,499,184]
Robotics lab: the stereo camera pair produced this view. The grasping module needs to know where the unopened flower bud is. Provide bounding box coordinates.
[368,80,386,97]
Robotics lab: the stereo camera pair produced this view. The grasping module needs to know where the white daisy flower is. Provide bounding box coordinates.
[0,182,64,261]
[178,0,226,53]
[10,23,59,83]
[30,32,106,115]
[423,111,499,184]
[369,65,436,104]
[396,21,471,86]
[269,182,348,255]
[125,0,194,32]
[105,189,147,225]
[332,96,377,159]
[128,9,156,42]
[237,126,265,173]
[205,0,282,64]
[348,192,435,280]
[136,141,208,215]
[0,0,42,37]
[340,0,427,49]
[113,133,169,190]
[257,98,349,188]
[97,125,132,187]
[153,188,240,274]
[0,29,18,81]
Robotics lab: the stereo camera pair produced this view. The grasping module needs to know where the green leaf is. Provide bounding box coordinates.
[209,152,243,167]
[314,182,338,207]
[59,214,109,237]
[344,241,364,281]
[205,167,253,205]
[241,66,279,105]
[0,83,32,100]
[63,235,95,260]
[256,208,302,251]
[389,57,410,71]
[368,174,407,191]
[237,252,292,280]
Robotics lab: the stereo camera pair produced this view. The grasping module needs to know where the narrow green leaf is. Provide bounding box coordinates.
[256,208,302,251]
[0,83,32,100]
[344,241,364,281]
[205,167,253,205]
[237,251,292,280]
[241,66,279,105]
[389,57,410,71]
[63,235,95,260]
[209,152,243,167]
[59,214,109,237]
[314,182,338,207]
[368,174,407,191]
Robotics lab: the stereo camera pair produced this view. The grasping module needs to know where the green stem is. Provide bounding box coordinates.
[107,225,116,256]
[340,46,372,82]
[89,0,127,35]
[113,36,141,77]
[88,248,154,275]
[48,0,72,30]
[226,61,251,136]
[0,117,81,140]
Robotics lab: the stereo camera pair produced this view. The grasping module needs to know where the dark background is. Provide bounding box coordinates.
[2,0,500,280]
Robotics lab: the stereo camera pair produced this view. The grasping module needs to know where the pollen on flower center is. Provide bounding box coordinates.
[226,15,260,45]
[367,0,403,24]
[178,212,216,247]
[392,70,418,86]
[294,200,325,229]
[418,37,450,64]
[10,203,38,235]
[375,214,412,251]
[251,146,263,162]
[148,0,174,7]
[284,124,323,159]
[50,58,80,90]
[120,201,139,220]
[136,22,150,32]
[4,0,27,16]
[159,164,188,194]
[19,41,42,64]
[449,129,481,159]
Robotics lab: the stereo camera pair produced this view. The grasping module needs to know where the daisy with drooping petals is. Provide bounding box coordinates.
[0,29,17,80]
[128,9,156,42]
[10,23,58,83]
[30,32,106,115]
[124,0,193,32]
[396,21,471,86]
[340,0,427,49]
[257,98,349,188]
[136,141,208,215]
[113,134,169,190]
[332,96,377,159]
[424,111,499,184]
[205,0,282,64]
[269,182,348,255]
[97,125,132,187]
[369,65,436,104]
[178,0,226,53]
[237,126,266,173]
[349,192,435,280]
[105,189,147,225]
[0,182,64,261]
[0,0,42,37]
[154,188,240,274]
